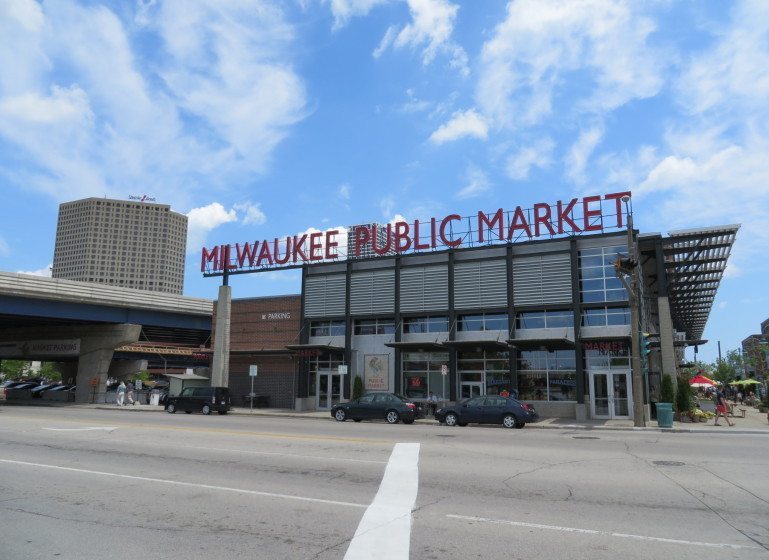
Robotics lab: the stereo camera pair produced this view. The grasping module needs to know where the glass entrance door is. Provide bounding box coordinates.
[590,371,632,419]
[460,382,484,400]
[316,370,342,410]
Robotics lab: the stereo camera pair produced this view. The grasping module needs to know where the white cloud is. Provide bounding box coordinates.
[327,0,390,30]
[0,236,10,257]
[430,109,488,144]
[186,203,238,252]
[233,202,267,226]
[565,124,604,184]
[399,88,430,114]
[476,0,664,129]
[17,263,52,277]
[338,183,351,199]
[374,0,468,74]
[297,225,349,260]
[0,1,307,206]
[456,165,490,200]
[505,138,555,180]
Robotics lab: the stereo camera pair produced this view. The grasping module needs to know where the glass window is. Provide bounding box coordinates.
[401,352,449,399]
[310,320,346,337]
[584,341,630,370]
[358,394,375,404]
[403,316,449,333]
[581,307,630,327]
[458,313,509,332]
[579,245,628,303]
[354,318,395,335]
[516,350,577,401]
[516,310,574,329]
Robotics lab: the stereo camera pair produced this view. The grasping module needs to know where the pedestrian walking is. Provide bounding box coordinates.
[126,381,135,405]
[713,388,734,426]
[116,381,126,406]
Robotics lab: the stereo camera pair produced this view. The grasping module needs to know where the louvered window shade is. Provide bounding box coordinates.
[513,253,572,306]
[304,274,346,317]
[454,260,507,309]
[400,266,448,312]
[350,270,395,315]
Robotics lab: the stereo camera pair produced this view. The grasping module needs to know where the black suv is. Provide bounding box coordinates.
[165,386,231,415]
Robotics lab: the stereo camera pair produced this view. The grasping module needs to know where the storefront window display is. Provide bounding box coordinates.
[517,350,577,401]
[457,350,511,395]
[583,341,630,369]
[402,352,449,399]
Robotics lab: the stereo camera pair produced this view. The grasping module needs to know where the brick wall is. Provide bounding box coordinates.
[213,295,301,408]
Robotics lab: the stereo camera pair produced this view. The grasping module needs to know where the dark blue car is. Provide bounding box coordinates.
[435,395,538,429]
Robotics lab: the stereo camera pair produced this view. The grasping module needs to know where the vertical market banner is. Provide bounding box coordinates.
[364,355,389,391]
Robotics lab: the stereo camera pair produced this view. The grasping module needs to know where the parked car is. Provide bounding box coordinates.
[2,381,39,400]
[435,395,539,429]
[30,383,60,398]
[165,386,231,415]
[331,393,417,424]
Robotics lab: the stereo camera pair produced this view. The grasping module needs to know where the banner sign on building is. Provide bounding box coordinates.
[201,191,631,276]
[0,339,81,358]
[364,355,389,391]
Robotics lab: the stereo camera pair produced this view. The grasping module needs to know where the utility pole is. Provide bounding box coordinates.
[615,195,645,427]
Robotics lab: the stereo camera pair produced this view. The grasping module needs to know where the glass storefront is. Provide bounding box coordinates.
[403,352,449,399]
[306,351,345,398]
[517,350,577,401]
[457,350,511,396]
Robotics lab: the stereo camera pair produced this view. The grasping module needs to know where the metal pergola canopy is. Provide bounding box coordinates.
[662,224,739,341]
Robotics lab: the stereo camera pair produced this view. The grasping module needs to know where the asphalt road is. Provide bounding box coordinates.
[1,406,768,560]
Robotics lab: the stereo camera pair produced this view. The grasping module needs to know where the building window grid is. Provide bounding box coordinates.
[353,318,395,335]
[517,350,577,402]
[579,245,628,303]
[403,315,449,334]
[457,312,509,332]
[515,310,574,329]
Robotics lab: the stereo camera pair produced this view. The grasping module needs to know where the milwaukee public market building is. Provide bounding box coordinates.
[202,192,738,421]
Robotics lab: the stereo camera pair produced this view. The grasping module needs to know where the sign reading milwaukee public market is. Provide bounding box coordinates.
[202,191,631,275]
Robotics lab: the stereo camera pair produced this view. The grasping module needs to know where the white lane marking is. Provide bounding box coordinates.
[344,443,420,560]
[183,445,388,464]
[447,515,760,551]
[0,459,366,509]
[43,427,117,432]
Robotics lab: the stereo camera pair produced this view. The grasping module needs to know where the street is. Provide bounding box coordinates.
[1,406,768,560]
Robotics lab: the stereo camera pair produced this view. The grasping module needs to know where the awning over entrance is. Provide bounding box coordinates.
[384,341,448,351]
[508,337,575,351]
[285,343,346,354]
[442,340,509,351]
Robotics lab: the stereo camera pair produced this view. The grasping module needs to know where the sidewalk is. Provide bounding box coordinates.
[76,401,769,435]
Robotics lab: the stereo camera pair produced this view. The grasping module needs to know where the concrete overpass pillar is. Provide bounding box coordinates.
[657,296,678,380]
[211,285,231,388]
[74,324,142,403]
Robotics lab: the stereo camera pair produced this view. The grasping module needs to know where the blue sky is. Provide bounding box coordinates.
[1,0,768,364]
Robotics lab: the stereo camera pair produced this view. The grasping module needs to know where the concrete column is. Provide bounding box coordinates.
[74,324,142,403]
[657,296,678,379]
[211,285,232,387]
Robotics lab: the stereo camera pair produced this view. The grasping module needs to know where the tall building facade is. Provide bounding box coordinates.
[52,197,188,294]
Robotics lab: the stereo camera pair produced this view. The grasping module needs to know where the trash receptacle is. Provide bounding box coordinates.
[150,392,161,406]
[655,402,673,428]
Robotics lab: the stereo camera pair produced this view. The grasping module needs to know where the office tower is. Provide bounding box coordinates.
[52,197,188,294]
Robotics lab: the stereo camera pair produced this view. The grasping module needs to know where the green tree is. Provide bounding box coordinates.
[38,362,61,382]
[0,360,32,380]
[352,375,364,400]
[132,370,150,382]
[675,375,693,413]
[660,374,675,404]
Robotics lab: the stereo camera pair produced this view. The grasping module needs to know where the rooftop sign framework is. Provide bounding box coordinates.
[201,191,631,277]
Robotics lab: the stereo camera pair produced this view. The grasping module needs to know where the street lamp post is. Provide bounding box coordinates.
[618,195,646,427]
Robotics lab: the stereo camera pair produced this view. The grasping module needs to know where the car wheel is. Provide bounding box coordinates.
[166,403,176,414]
[445,412,458,426]
[385,410,400,424]
[334,408,347,422]
[503,414,517,429]
[402,419,414,425]
[202,404,211,415]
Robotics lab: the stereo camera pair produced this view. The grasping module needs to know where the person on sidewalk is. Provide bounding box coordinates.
[714,388,734,426]
[116,381,126,406]
[126,381,135,405]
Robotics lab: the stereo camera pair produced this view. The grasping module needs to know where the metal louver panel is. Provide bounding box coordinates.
[304,274,346,317]
[455,260,507,309]
[400,266,448,312]
[350,270,395,315]
[513,253,572,306]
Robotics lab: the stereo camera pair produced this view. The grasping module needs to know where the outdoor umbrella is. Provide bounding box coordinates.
[689,374,716,387]
[730,378,761,386]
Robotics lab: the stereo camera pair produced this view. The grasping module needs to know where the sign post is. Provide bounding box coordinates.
[249,365,258,412]
[441,364,448,403]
